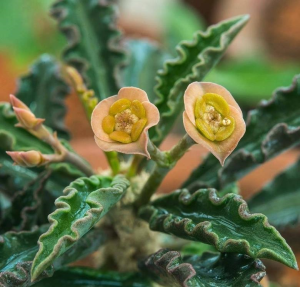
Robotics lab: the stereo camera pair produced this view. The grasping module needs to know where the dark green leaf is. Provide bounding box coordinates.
[139,189,297,269]
[139,249,265,287]
[150,15,249,144]
[31,175,129,281]
[51,0,126,100]
[16,54,70,139]
[122,39,170,103]
[184,75,300,191]
[32,267,151,287]
[0,170,51,233]
[248,157,300,228]
[0,227,107,287]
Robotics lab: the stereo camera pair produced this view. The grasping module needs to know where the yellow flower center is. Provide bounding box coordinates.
[194,93,235,141]
[102,98,147,143]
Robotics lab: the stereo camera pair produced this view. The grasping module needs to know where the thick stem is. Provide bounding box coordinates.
[104,151,120,175]
[64,151,94,176]
[134,135,195,208]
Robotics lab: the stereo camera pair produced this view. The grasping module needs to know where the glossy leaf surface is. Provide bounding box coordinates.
[51,0,126,100]
[140,249,265,287]
[122,39,170,103]
[139,189,297,269]
[248,157,300,228]
[32,267,151,287]
[150,15,249,144]
[0,227,107,287]
[184,75,300,191]
[31,175,129,281]
[16,54,70,139]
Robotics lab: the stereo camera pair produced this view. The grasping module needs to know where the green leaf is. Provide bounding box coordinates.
[139,249,265,287]
[122,39,170,103]
[150,15,249,144]
[31,175,129,281]
[0,226,54,287]
[32,267,151,287]
[0,170,51,233]
[0,227,107,287]
[183,75,300,191]
[139,189,297,269]
[51,0,126,100]
[248,157,300,228]
[16,54,70,139]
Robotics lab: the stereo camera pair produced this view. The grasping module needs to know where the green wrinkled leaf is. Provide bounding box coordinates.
[150,15,249,144]
[0,170,51,233]
[183,75,300,191]
[32,267,151,287]
[31,175,129,281]
[139,249,265,287]
[122,39,170,103]
[51,0,126,100]
[248,157,300,228]
[16,54,70,139]
[0,227,107,287]
[139,189,297,269]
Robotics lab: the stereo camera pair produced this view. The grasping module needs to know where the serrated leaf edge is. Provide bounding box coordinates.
[31,175,129,281]
[141,189,298,270]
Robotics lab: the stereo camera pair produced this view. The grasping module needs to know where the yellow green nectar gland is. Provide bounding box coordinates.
[102,98,147,143]
[194,93,235,142]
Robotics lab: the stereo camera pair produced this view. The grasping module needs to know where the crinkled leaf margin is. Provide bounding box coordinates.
[139,189,298,269]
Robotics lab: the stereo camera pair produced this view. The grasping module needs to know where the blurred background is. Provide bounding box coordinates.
[0,1,300,285]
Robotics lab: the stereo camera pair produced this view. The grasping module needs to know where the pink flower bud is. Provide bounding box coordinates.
[6,150,48,167]
[13,108,44,129]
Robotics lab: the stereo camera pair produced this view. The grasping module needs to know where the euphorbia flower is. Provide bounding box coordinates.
[183,82,246,165]
[91,87,160,158]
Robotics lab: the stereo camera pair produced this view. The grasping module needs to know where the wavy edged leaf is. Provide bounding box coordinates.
[139,249,266,287]
[150,15,249,144]
[139,189,297,269]
[32,267,151,287]
[0,227,107,287]
[51,0,127,100]
[248,157,300,228]
[184,75,300,191]
[16,54,70,139]
[31,175,129,281]
[122,39,170,103]
[0,170,51,233]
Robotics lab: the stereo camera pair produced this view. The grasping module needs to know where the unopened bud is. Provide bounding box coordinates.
[13,107,44,129]
[65,66,85,93]
[10,94,31,111]
[6,150,48,167]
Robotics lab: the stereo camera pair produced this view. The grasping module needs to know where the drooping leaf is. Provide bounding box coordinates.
[150,15,249,144]
[32,267,151,287]
[139,189,297,269]
[0,170,51,233]
[31,175,129,281]
[184,75,300,191]
[51,0,127,100]
[0,227,107,287]
[139,249,266,287]
[248,157,300,228]
[16,54,70,139]
[122,39,170,103]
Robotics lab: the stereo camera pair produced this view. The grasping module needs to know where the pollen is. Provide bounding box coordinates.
[194,93,235,141]
[102,98,148,143]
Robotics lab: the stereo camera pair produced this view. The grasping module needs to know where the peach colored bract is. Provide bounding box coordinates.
[183,82,246,165]
[91,87,160,158]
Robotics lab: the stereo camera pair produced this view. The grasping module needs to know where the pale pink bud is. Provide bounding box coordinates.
[6,150,48,167]
[13,107,44,129]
